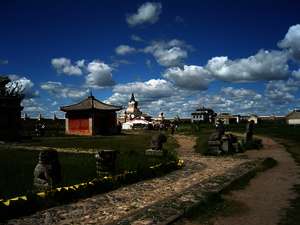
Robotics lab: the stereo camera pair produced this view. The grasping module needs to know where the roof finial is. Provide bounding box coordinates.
[130,93,135,102]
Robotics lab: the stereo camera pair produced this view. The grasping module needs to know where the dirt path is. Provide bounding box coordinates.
[178,136,300,225]
[174,134,197,157]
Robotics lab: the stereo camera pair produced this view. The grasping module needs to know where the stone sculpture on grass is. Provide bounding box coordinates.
[151,133,167,150]
[241,120,263,150]
[245,120,254,142]
[95,150,117,177]
[33,149,61,190]
[207,120,240,155]
[145,133,167,156]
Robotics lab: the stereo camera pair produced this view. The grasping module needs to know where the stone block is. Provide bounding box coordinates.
[95,149,117,176]
[145,149,164,156]
[208,140,221,146]
[221,141,230,153]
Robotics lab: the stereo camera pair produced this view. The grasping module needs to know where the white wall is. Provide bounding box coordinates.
[287,119,300,125]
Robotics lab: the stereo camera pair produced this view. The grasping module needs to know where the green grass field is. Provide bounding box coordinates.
[0,149,95,199]
[176,123,215,154]
[0,131,178,199]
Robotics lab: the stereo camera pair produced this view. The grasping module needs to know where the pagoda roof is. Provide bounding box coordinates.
[60,95,122,112]
[286,110,300,119]
[130,93,136,102]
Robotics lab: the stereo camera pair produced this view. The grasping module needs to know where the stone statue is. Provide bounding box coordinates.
[33,150,61,190]
[207,119,240,155]
[95,150,117,176]
[151,133,167,150]
[245,120,254,142]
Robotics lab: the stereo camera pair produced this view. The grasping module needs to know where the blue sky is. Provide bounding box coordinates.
[1,0,300,118]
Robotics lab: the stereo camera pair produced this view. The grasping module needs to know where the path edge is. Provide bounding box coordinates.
[114,157,276,225]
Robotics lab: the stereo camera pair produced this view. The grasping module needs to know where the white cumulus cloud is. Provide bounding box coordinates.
[144,39,189,67]
[292,69,300,79]
[22,98,46,113]
[131,34,144,42]
[85,60,115,88]
[265,79,299,104]
[206,50,289,82]
[126,2,162,27]
[278,24,300,63]
[51,57,84,76]
[113,79,174,99]
[163,65,212,90]
[41,81,89,99]
[115,45,136,55]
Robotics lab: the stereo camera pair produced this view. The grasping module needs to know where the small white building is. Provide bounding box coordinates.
[191,107,216,123]
[248,115,259,124]
[122,119,151,130]
[216,113,240,125]
[286,110,300,125]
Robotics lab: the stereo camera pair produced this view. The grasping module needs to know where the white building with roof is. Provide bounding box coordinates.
[286,110,300,125]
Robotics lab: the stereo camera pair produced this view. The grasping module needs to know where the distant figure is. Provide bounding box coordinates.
[35,122,45,137]
[40,123,46,136]
[215,119,225,139]
[151,133,167,150]
[159,123,164,131]
[170,123,175,135]
[245,120,254,142]
[117,121,122,134]
[33,150,61,190]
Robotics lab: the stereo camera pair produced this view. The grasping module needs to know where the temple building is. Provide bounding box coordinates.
[0,76,23,141]
[60,95,122,136]
[124,93,142,121]
[216,113,240,125]
[286,109,300,125]
[191,107,216,123]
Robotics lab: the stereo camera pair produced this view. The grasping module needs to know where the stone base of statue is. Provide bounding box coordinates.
[207,140,223,156]
[95,150,117,177]
[245,131,253,143]
[33,149,61,191]
[145,149,164,156]
[150,133,167,151]
[207,133,240,156]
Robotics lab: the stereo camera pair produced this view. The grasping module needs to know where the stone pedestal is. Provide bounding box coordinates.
[145,149,164,156]
[33,150,61,191]
[207,140,222,155]
[95,150,117,177]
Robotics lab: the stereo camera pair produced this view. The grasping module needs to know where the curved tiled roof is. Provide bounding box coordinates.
[286,110,300,119]
[60,96,122,112]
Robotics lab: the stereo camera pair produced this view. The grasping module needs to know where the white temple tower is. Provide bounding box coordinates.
[125,93,142,120]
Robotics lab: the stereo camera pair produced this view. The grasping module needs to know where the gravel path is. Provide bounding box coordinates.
[178,137,300,225]
[6,134,250,225]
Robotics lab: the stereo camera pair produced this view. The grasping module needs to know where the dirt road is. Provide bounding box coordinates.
[177,136,300,225]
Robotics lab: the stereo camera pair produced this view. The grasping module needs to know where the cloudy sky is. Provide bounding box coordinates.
[1,0,300,118]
